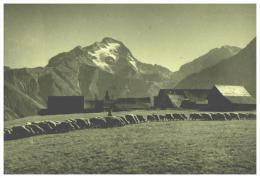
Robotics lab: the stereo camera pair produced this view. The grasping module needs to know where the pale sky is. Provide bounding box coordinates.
[4,4,256,72]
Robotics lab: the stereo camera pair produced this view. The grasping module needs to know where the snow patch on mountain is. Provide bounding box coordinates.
[92,58,114,73]
[128,56,138,71]
[88,42,120,62]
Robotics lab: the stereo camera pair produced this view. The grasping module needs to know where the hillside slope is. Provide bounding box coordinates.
[169,46,241,86]
[175,38,256,96]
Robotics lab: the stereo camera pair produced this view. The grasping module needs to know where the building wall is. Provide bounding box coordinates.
[208,92,227,110]
[158,89,210,109]
[208,87,256,111]
[158,93,174,109]
[113,97,152,111]
[48,96,84,114]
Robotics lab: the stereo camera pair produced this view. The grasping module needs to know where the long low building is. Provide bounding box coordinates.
[48,96,85,114]
[157,89,210,109]
[85,97,152,112]
[157,85,256,111]
[113,97,152,111]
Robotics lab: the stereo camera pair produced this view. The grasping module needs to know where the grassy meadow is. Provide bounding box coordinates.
[4,110,256,174]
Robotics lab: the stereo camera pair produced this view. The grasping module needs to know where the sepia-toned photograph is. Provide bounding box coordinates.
[2,2,257,174]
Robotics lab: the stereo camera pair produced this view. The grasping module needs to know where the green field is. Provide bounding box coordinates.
[4,111,256,174]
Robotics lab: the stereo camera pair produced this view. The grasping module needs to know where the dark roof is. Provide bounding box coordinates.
[159,88,210,94]
[114,102,152,110]
[159,89,209,103]
[115,97,151,103]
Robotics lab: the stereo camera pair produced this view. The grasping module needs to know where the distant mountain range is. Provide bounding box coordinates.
[4,37,256,120]
[175,38,256,97]
[168,45,241,86]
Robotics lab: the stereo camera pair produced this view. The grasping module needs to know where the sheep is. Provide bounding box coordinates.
[165,114,174,121]
[229,113,239,120]
[75,118,91,129]
[136,115,146,123]
[12,125,32,138]
[173,113,185,120]
[104,116,124,127]
[147,115,156,122]
[238,113,247,120]
[211,113,226,121]
[125,114,136,124]
[189,113,201,120]
[89,117,107,128]
[201,113,212,121]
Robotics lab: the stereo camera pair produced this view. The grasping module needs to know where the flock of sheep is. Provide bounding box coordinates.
[4,112,256,141]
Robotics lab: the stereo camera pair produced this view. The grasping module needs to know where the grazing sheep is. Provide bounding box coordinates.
[133,115,140,124]
[229,113,239,120]
[4,128,14,140]
[24,125,36,135]
[75,118,91,129]
[45,120,57,129]
[165,114,174,121]
[147,115,156,122]
[89,117,107,128]
[180,114,188,120]
[118,116,130,125]
[159,115,167,121]
[55,121,75,133]
[105,116,124,127]
[211,113,226,121]
[189,113,201,120]
[26,123,45,135]
[12,125,32,138]
[149,114,158,121]
[4,128,12,135]
[177,114,184,120]
[120,116,129,125]
[173,113,184,120]
[136,115,146,123]
[114,116,127,126]
[246,113,256,119]
[37,122,55,133]
[201,113,212,121]
[238,113,247,120]
[67,119,81,129]
[224,113,232,120]
[125,114,137,124]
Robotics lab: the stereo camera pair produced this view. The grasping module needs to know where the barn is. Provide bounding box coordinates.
[207,85,256,111]
[157,89,210,109]
[113,97,152,111]
[48,96,84,114]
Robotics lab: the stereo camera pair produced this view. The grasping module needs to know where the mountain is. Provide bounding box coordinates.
[169,45,241,86]
[4,37,252,121]
[4,37,173,120]
[175,38,256,96]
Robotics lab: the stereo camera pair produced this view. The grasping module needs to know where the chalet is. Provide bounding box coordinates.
[207,85,256,111]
